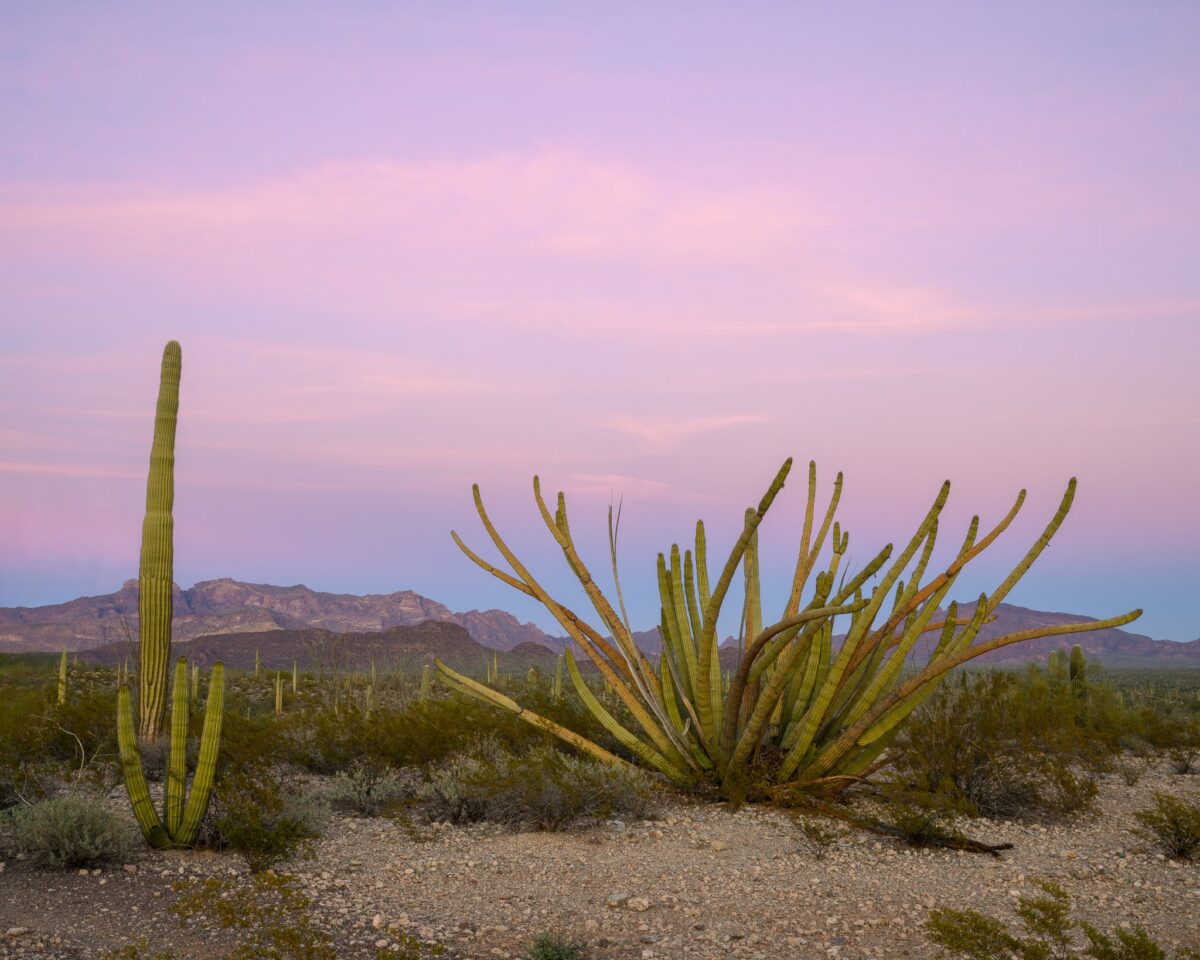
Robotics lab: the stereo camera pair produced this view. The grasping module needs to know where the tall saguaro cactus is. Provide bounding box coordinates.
[137,341,182,742]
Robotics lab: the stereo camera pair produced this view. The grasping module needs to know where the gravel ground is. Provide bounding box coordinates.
[2,762,1198,959]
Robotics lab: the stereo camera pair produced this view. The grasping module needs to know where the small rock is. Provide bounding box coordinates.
[122,864,138,875]
[628,897,651,912]
[710,840,729,851]
[607,893,631,908]
[372,914,384,930]
[6,928,30,938]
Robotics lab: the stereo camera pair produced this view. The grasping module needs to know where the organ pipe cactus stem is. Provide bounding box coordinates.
[553,655,564,701]
[275,672,284,717]
[118,658,224,848]
[255,647,261,680]
[137,340,181,742]
[292,661,298,694]
[57,650,68,706]
[439,461,1141,798]
[190,662,199,702]
[420,664,431,701]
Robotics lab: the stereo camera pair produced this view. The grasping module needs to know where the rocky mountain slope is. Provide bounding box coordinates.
[3,579,1196,666]
[0,578,565,654]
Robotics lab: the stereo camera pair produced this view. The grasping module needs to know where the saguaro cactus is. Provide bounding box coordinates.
[1069,644,1087,684]
[118,658,224,848]
[137,340,182,742]
[57,650,68,706]
[436,460,1141,796]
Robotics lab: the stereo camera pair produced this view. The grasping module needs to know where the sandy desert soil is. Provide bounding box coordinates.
[2,763,1198,960]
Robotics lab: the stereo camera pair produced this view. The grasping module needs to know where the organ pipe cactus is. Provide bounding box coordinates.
[138,340,181,742]
[118,658,224,848]
[436,459,1142,796]
[57,650,68,706]
[420,664,431,701]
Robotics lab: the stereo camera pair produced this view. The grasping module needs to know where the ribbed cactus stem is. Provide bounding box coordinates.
[164,658,189,836]
[275,672,283,717]
[553,655,564,701]
[255,647,261,680]
[57,650,68,706]
[190,662,199,702]
[420,664,431,701]
[117,658,224,849]
[1069,644,1086,684]
[137,340,181,742]
[292,660,298,694]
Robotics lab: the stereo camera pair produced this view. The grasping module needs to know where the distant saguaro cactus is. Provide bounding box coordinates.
[1069,644,1087,684]
[138,341,182,742]
[57,650,68,706]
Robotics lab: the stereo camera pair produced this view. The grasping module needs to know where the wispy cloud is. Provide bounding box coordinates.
[597,412,771,448]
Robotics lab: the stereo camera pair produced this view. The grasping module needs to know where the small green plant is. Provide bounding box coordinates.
[98,940,179,960]
[793,816,841,859]
[526,930,588,960]
[927,880,1199,959]
[170,872,337,960]
[1133,793,1200,860]
[3,795,134,868]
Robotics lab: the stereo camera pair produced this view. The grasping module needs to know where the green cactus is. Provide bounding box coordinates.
[436,460,1141,797]
[118,658,224,848]
[419,664,431,701]
[1069,644,1087,684]
[1047,649,1066,684]
[190,662,199,702]
[57,650,68,706]
[275,672,284,717]
[292,660,298,694]
[137,340,182,742]
[553,654,564,701]
[255,647,261,680]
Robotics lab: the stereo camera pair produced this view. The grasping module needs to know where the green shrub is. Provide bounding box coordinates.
[927,880,1199,960]
[3,795,134,868]
[894,669,1104,820]
[324,758,418,816]
[418,743,657,830]
[1167,745,1198,776]
[201,765,326,872]
[527,930,588,960]
[482,745,657,831]
[1133,793,1200,860]
[98,940,179,960]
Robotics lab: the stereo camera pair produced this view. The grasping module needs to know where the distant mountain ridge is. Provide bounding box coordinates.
[2,579,1196,667]
[0,578,566,655]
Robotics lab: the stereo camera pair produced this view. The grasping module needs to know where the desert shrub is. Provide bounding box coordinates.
[1167,745,1198,776]
[1133,793,1200,860]
[1115,758,1144,787]
[793,816,843,859]
[324,758,418,816]
[482,745,657,831]
[527,930,588,960]
[418,753,495,825]
[894,669,1104,820]
[201,764,327,872]
[418,743,657,830]
[3,795,133,868]
[926,880,1200,959]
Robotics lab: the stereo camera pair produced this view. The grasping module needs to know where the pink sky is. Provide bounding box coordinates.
[2,3,1198,640]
